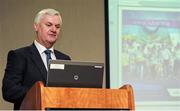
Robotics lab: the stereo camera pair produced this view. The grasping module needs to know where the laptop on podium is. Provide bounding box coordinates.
[46,60,104,88]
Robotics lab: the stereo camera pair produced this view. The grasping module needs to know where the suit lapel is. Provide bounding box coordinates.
[29,43,47,82]
[54,50,61,59]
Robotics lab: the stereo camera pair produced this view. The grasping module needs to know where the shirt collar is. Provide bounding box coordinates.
[34,40,54,54]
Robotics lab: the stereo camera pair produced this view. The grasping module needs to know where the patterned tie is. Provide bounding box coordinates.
[44,49,52,67]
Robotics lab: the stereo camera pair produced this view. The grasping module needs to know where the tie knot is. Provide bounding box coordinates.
[44,49,51,55]
[44,49,52,60]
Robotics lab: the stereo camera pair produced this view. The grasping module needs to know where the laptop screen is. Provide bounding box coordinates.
[46,60,104,88]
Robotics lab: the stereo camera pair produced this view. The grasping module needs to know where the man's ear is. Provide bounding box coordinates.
[33,23,38,32]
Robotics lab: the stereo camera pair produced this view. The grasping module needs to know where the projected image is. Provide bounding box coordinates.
[121,10,180,101]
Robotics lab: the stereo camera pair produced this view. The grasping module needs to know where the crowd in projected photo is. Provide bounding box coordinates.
[121,10,180,101]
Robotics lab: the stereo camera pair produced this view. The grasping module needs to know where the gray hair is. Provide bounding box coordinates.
[34,8,62,25]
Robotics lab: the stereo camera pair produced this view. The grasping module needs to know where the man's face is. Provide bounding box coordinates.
[34,14,61,48]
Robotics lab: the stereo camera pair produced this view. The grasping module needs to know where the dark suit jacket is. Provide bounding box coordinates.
[2,43,71,110]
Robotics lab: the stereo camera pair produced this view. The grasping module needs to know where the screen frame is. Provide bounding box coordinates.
[104,0,110,88]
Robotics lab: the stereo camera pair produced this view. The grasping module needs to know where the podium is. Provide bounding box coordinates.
[20,81,135,110]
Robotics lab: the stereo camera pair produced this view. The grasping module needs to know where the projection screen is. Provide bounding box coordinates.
[105,0,180,110]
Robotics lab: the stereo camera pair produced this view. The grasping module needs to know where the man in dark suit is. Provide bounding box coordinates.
[2,8,71,110]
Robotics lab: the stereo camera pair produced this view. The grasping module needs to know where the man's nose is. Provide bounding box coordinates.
[51,26,57,33]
